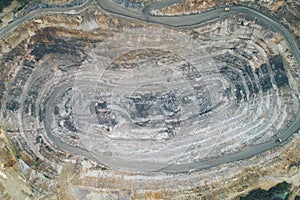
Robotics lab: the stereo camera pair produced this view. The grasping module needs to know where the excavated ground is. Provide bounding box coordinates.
[0,3,300,200]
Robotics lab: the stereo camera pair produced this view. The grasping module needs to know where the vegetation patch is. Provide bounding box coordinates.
[0,0,31,13]
[240,182,291,200]
[0,0,13,12]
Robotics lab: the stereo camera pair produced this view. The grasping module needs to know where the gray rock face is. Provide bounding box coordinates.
[1,13,299,172]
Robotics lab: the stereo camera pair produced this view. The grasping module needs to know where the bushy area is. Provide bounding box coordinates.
[240,182,291,200]
[0,0,13,12]
[0,0,30,12]
[17,0,31,6]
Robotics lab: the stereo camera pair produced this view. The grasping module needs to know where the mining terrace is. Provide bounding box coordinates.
[0,0,300,199]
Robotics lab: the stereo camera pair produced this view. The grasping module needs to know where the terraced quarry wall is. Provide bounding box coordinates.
[0,1,300,199]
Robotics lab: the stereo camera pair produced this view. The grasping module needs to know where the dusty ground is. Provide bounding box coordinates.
[41,0,74,5]
[0,1,300,200]
[150,0,300,40]
[0,1,19,29]
[0,128,34,199]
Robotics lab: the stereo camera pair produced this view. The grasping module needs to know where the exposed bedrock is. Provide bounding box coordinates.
[1,16,299,172]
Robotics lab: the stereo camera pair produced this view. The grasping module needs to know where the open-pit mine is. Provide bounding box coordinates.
[0,0,300,199]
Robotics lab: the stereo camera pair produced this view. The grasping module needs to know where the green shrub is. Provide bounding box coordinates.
[0,0,14,12]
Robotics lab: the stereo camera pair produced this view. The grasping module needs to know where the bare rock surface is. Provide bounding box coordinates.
[0,1,300,199]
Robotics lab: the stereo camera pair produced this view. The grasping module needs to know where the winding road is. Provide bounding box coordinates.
[1,0,300,173]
